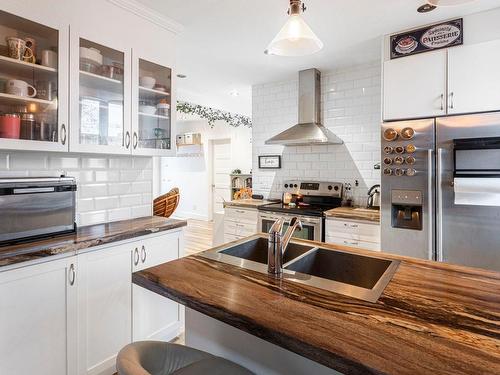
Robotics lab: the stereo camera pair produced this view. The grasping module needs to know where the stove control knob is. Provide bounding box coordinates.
[328,185,333,190]
[284,184,289,188]
[294,184,298,188]
[334,186,339,191]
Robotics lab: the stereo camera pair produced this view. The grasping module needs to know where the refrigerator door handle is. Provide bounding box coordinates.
[428,149,434,261]
[436,148,444,262]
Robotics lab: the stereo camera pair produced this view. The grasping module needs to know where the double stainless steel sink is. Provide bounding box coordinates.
[200,235,400,303]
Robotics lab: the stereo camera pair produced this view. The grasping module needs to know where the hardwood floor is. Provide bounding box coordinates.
[183,219,213,257]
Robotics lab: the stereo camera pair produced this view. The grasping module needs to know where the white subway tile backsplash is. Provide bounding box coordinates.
[80,183,108,198]
[10,153,47,170]
[0,152,154,226]
[94,196,120,210]
[82,158,108,169]
[252,61,381,204]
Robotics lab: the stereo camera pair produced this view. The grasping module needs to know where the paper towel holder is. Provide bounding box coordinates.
[454,136,500,178]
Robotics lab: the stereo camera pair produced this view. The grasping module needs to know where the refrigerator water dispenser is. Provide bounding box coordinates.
[391,190,423,230]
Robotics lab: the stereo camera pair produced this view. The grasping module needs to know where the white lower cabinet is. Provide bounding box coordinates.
[224,207,259,242]
[77,244,132,375]
[132,231,183,342]
[0,256,78,375]
[0,228,183,375]
[325,218,381,251]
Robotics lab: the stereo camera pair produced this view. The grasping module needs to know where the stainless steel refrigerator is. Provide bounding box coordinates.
[381,112,500,272]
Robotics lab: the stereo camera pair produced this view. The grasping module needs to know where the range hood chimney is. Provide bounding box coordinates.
[265,68,343,146]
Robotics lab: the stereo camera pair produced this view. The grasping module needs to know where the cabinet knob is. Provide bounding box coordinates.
[61,124,67,145]
[133,132,138,149]
[134,247,140,266]
[141,245,147,263]
[69,263,76,286]
[125,131,131,149]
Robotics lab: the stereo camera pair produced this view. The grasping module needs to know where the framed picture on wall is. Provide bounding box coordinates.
[258,155,281,169]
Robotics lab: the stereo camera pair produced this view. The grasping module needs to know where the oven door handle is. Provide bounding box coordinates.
[260,214,319,225]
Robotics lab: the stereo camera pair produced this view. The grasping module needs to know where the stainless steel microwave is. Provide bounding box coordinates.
[0,177,77,244]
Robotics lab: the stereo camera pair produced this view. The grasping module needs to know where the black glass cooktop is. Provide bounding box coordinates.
[258,203,339,217]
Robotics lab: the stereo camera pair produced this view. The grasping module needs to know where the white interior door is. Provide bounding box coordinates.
[211,139,232,215]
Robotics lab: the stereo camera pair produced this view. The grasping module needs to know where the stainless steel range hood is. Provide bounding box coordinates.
[265,68,343,146]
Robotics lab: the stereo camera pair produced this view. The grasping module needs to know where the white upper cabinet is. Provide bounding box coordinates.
[132,49,176,156]
[447,40,500,115]
[69,27,131,154]
[383,50,447,120]
[0,9,69,152]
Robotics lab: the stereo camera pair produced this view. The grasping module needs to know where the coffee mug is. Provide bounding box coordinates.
[6,37,33,61]
[6,79,37,98]
[41,49,57,69]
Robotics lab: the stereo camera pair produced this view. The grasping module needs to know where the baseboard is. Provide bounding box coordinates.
[172,211,209,221]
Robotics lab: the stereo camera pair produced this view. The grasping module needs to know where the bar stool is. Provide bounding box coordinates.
[117,341,254,375]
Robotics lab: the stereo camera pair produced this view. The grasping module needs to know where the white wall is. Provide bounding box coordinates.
[252,61,381,206]
[0,152,152,226]
[161,117,252,220]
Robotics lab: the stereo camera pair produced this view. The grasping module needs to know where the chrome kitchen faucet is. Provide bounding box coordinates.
[268,217,303,276]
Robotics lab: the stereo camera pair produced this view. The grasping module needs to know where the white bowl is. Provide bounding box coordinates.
[80,47,103,65]
[139,105,156,115]
[140,76,156,89]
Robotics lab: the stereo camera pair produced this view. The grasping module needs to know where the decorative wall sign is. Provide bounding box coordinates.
[258,155,281,169]
[390,18,463,59]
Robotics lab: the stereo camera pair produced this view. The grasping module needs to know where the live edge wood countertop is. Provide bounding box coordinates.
[133,240,500,375]
[0,216,187,270]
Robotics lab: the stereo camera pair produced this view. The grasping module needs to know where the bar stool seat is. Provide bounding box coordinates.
[117,341,254,375]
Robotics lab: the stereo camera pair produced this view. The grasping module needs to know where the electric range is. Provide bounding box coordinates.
[258,181,343,242]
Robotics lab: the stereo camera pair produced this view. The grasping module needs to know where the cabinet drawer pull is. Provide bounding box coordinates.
[125,131,131,149]
[61,124,67,145]
[449,92,454,109]
[141,245,146,263]
[69,263,76,286]
[134,247,140,266]
[343,240,359,246]
[440,94,444,111]
[235,210,245,214]
[133,132,138,149]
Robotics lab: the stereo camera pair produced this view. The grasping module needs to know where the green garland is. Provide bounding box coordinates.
[177,101,252,128]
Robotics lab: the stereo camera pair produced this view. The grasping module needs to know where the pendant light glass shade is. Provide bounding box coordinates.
[426,0,476,6]
[266,14,323,56]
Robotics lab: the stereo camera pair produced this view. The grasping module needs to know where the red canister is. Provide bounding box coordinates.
[0,114,21,139]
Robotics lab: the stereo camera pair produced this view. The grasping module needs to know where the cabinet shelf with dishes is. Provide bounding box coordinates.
[132,54,174,156]
[0,92,55,106]
[79,70,122,91]
[0,8,67,152]
[138,112,170,120]
[230,174,252,200]
[0,55,57,78]
[138,86,170,100]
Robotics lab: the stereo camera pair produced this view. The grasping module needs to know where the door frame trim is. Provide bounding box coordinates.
[208,138,232,222]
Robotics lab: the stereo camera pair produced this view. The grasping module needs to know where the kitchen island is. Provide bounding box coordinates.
[133,237,500,375]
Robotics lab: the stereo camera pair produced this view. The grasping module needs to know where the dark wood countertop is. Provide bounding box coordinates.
[0,216,187,270]
[325,207,381,223]
[133,240,500,375]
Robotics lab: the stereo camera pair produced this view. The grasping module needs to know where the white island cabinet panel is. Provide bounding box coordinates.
[77,244,132,375]
[383,50,447,120]
[448,39,500,115]
[133,230,183,342]
[0,256,77,375]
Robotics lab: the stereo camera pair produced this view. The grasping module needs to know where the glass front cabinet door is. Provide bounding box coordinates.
[0,9,69,152]
[132,53,175,156]
[70,29,131,154]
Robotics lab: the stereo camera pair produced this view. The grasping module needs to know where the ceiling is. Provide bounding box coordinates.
[136,0,500,115]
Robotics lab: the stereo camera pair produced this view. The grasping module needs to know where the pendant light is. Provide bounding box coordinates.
[265,0,323,56]
[426,0,477,6]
